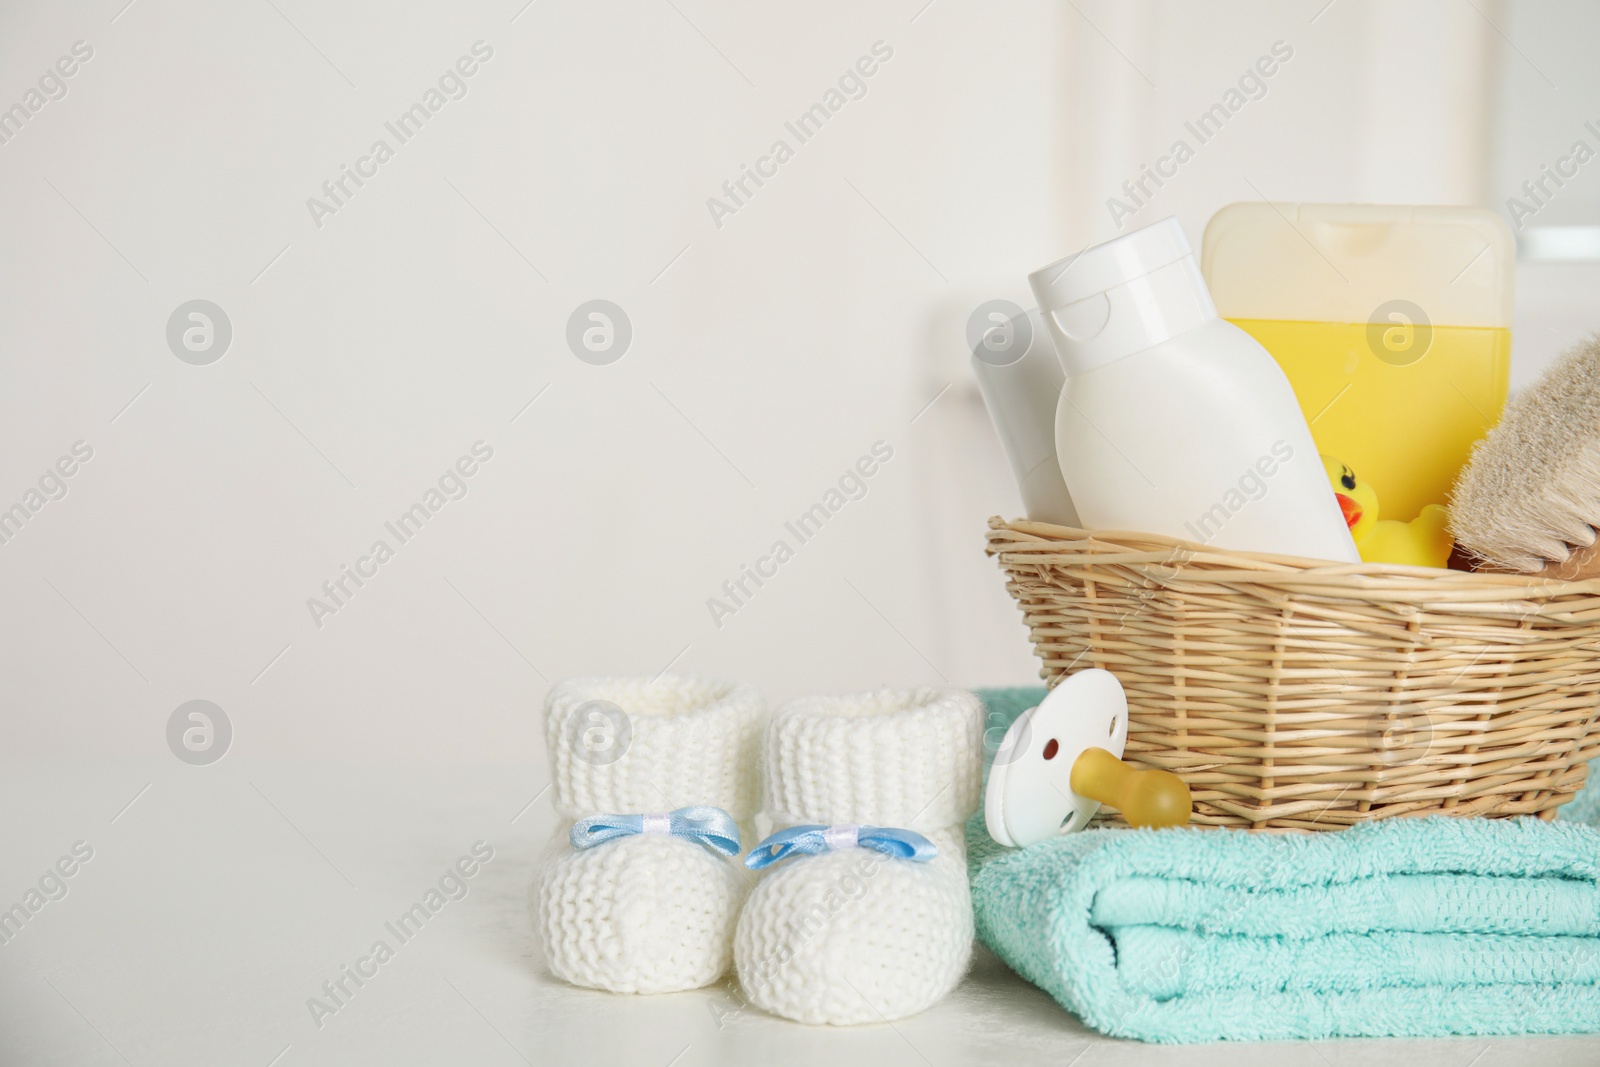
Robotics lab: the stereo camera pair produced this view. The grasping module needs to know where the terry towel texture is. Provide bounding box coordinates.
[969,687,1600,1043]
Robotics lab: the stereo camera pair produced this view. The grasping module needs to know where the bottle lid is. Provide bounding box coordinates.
[1028,217,1216,375]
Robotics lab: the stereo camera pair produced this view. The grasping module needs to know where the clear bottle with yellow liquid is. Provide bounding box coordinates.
[1201,204,1513,523]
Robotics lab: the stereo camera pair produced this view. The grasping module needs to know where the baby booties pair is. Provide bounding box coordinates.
[532,674,984,1025]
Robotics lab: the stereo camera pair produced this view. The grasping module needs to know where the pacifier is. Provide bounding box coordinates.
[984,669,1191,847]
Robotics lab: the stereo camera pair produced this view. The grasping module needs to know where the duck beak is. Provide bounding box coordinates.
[1336,493,1363,529]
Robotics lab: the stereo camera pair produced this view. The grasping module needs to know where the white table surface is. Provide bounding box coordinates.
[4,758,1597,1067]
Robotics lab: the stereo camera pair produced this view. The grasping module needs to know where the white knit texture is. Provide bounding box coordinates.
[763,687,984,831]
[735,688,984,1025]
[545,674,764,820]
[535,674,764,994]
[537,833,750,995]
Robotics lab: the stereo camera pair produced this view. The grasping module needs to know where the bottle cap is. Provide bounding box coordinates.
[1028,217,1217,376]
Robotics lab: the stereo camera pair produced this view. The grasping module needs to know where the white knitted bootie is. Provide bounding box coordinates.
[733,688,984,1025]
[534,674,764,994]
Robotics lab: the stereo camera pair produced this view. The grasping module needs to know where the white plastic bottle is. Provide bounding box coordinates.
[1028,217,1359,563]
[971,307,1081,528]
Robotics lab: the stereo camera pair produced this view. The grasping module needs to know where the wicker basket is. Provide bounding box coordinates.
[988,518,1600,830]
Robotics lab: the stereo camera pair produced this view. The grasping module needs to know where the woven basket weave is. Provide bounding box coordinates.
[987,518,1600,830]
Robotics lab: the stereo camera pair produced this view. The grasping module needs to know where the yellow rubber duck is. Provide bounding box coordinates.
[1321,456,1453,568]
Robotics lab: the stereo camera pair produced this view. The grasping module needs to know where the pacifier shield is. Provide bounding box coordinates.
[984,669,1129,847]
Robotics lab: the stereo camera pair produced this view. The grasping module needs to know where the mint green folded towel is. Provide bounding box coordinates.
[969,687,1600,1043]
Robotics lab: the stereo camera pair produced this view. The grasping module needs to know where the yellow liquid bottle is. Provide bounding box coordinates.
[1202,204,1515,523]
[1228,319,1510,521]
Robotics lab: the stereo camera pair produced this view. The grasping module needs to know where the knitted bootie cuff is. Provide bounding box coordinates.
[545,674,764,820]
[763,687,983,832]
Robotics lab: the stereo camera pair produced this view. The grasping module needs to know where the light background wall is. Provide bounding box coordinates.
[0,0,1596,765]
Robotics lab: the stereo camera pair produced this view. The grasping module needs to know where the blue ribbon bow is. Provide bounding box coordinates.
[569,805,740,857]
[743,823,937,870]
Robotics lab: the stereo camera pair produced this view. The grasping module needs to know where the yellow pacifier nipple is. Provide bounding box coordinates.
[1069,747,1192,829]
